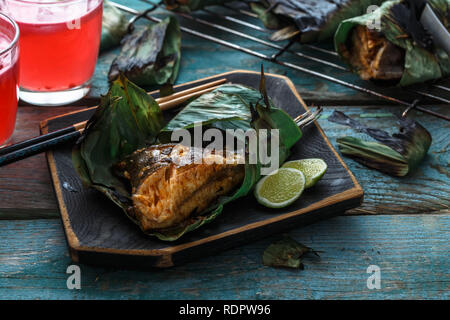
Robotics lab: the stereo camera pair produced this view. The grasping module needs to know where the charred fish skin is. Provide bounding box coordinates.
[115,144,245,231]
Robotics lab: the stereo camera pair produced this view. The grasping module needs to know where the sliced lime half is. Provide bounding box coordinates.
[282,158,327,188]
[254,168,305,209]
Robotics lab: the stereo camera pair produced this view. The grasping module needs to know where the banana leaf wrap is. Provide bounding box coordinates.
[108,16,181,87]
[73,72,302,241]
[250,0,383,42]
[328,110,432,176]
[100,0,129,52]
[335,0,450,86]
[164,0,232,12]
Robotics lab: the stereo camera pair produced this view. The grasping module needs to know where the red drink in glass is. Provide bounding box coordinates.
[0,12,19,146]
[1,0,103,106]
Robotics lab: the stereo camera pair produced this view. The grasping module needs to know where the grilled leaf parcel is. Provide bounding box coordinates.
[108,16,181,87]
[335,0,450,86]
[248,0,384,42]
[73,71,303,241]
[328,110,432,177]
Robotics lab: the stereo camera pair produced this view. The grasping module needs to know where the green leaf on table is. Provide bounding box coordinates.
[108,16,181,87]
[263,235,318,269]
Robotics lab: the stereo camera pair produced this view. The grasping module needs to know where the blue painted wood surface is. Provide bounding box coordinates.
[0,215,448,299]
[0,0,448,300]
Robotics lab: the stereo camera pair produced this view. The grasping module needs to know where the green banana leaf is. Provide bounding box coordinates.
[100,0,129,52]
[73,70,302,241]
[334,0,450,86]
[164,0,232,12]
[328,110,432,177]
[108,16,181,87]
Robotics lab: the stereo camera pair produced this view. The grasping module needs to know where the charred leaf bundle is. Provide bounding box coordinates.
[108,16,181,87]
[73,70,303,241]
[249,0,383,42]
[328,110,432,177]
[335,0,450,86]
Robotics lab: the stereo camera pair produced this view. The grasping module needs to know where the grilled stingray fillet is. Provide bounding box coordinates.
[340,25,405,81]
[115,144,245,231]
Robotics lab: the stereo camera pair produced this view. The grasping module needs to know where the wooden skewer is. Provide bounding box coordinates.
[159,84,222,110]
[0,79,227,166]
[156,78,226,104]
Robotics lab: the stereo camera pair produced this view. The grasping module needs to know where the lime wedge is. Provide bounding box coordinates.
[254,168,305,208]
[282,158,327,188]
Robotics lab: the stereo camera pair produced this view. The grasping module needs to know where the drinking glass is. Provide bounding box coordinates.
[0,0,103,106]
[0,11,19,146]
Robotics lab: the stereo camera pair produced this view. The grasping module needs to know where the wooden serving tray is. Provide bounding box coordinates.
[40,70,363,268]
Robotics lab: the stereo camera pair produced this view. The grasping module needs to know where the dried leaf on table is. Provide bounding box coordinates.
[263,235,319,269]
[108,16,181,87]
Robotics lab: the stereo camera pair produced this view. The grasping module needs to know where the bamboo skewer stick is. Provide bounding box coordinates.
[156,78,226,104]
[159,84,223,110]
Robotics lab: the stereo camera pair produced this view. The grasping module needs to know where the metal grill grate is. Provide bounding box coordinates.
[110,0,450,121]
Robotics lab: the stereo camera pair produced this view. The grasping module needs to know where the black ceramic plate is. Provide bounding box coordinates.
[41,70,363,268]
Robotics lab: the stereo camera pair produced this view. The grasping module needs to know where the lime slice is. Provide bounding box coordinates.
[254,168,305,208]
[282,158,327,188]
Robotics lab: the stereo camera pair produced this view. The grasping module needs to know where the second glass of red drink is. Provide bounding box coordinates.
[1,0,103,106]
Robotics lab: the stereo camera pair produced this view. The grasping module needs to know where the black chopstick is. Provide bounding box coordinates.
[0,124,84,167]
[0,125,81,156]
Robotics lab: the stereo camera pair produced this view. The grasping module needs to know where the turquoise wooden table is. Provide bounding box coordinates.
[0,0,449,300]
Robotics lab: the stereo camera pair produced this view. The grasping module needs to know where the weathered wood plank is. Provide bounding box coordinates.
[0,215,448,299]
[0,105,447,218]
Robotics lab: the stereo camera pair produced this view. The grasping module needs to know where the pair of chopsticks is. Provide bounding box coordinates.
[0,79,226,167]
